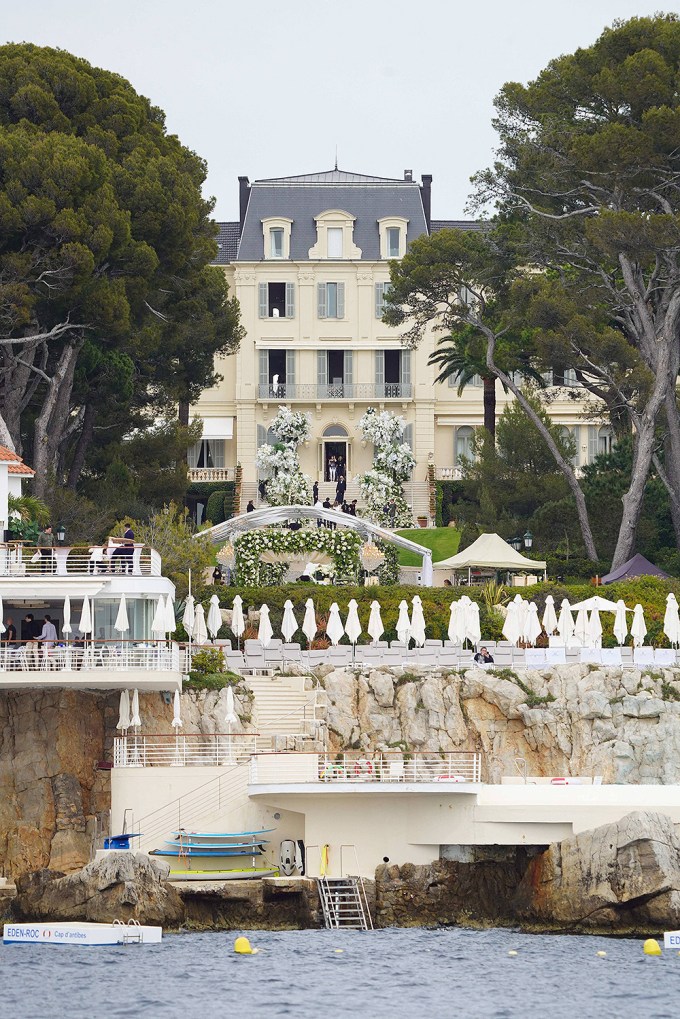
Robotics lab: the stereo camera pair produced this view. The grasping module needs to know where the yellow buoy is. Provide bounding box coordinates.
[596,951,607,957]
[334,949,344,954]
[643,938,662,956]
[234,936,256,955]
[508,950,518,957]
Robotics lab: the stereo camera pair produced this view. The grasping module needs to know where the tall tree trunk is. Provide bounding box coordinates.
[661,389,680,546]
[178,400,189,427]
[66,403,96,489]
[482,376,496,438]
[32,340,83,498]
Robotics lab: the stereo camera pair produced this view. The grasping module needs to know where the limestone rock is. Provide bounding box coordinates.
[513,811,680,928]
[15,852,184,925]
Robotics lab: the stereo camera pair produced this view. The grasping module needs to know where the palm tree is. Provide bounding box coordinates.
[7,494,50,526]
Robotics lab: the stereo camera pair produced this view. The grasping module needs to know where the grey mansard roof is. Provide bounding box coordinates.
[236,168,429,261]
[213,221,240,264]
[431,219,486,233]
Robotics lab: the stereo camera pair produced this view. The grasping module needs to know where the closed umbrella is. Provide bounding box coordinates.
[182,595,195,638]
[326,603,344,647]
[514,595,529,638]
[78,595,92,635]
[62,596,72,635]
[410,596,426,648]
[171,689,182,729]
[573,605,589,646]
[114,594,129,635]
[193,603,208,646]
[164,595,176,635]
[151,597,166,639]
[0,596,4,636]
[345,599,362,645]
[557,599,575,645]
[367,601,384,644]
[448,601,462,645]
[587,608,603,648]
[542,595,558,635]
[396,600,411,645]
[116,689,130,731]
[225,684,238,762]
[523,602,542,646]
[663,593,680,647]
[207,594,222,640]
[613,600,629,646]
[631,604,647,647]
[282,600,299,643]
[258,604,273,648]
[502,600,521,645]
[130,688,141,729]
[302,598,317,645]
[465,601,481,647]
[231,595,245,646]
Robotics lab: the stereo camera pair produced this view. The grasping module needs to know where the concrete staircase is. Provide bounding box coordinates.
[246,672,324,750]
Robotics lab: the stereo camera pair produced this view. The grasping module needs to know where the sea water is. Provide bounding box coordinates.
[2,926,680,1019]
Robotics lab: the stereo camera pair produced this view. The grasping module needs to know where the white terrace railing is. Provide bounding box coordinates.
[0,542,161,577]
[249,750,483,784]
[113,733,261,768]
[1,642,181,673]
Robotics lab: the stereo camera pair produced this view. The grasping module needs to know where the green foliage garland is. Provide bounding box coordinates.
[234,526,363,586]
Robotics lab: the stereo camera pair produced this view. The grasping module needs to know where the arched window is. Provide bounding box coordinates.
[257,425,278,447]
[454,426,475,465]
[598,425,614,455]
[323,424,348,437]
[402,424,413,451]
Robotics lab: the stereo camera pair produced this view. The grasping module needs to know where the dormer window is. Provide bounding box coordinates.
[262,217,292,259]
[378,217,408,259]
[309,210,362,259]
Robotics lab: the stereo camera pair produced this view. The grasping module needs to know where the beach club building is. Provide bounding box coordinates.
[187,167,611,520]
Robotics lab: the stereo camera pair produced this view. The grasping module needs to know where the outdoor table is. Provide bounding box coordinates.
[53,546,72,576]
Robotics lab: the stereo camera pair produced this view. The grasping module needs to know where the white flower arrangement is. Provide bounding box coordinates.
[234,526,363,586]
[357,408,414,527]
[270,405,312,446]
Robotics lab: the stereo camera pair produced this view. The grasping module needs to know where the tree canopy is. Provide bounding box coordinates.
[0,44,242,495]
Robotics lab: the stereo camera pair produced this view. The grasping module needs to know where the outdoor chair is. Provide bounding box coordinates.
[633,647,655,666]
[491,652,513,666]
[579,649,602,664]
[548,636,566,647]
[654,649,676,667]
[424,639,443,647]
[600,648,622,666]
[282,642,301,651]
[438,652,461,668]
[545,648,567,666]
[390,640,407,649]
[525,649,546,667]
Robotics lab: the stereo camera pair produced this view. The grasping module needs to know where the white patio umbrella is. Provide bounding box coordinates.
[573,605,590,647]
[345,599,362,645]
[302,598,317,645]
[664,593,680,647]
[326,603,345,646]
[396,600,411,645]
[225,685,239,761]
[182,594,195,638]
[193,603,208,646]
[258,604,273,648]
[523,602,542,646]
[78,595,92,635]
[465,600,482,647]
[367,601,384,644]
[207,594,222,640]
[513,595,529,638]
[114,594,129,635]
[281,599,299,643]
[631,604,647,647]
[502,600,521,645]
[613,599,629,646]
[164,595,176,635]
[542,595,558,635]
[130,688,141,730]
[410,595,426,648]
[62,595,72,635]
[0,595,4,635]
[557,599,575,644]
[231,595,245,646]
[116,689,130,731]
[171,689,182,729]
[448,601,462,645]
[587,608,603,648]
[570,595,620,613]
[151,597,166,639]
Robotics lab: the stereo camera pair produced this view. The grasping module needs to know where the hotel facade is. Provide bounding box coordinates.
[188,168,611,519]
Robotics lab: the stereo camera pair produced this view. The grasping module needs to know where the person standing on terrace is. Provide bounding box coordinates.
[37,524,54,573]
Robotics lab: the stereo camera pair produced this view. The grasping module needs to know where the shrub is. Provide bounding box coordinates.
[205,489,228,525]
[186,671,241,690]
[190,647,226,675]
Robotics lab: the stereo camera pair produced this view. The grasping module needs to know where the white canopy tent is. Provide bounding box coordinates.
[434,533,546,583]
[201,504,435,586]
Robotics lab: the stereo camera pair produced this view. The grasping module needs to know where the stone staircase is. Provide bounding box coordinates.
[246,672,324,750]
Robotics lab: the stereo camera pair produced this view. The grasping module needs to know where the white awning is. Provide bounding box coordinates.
[190,416,234,439]
[0,579,106,600]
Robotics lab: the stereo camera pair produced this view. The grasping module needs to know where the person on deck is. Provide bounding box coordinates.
[3,616,16,646]
[37,524,55,573]
[473,646,494,665]
[111,523,134,574]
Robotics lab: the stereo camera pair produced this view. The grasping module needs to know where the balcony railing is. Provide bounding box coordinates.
[188,467,233,483]
[258,382,413,401]
[0,543,162,578]
[113,732,260,767]
[436,466,463,481]
[0,641,181,674]
[248,750,482,784]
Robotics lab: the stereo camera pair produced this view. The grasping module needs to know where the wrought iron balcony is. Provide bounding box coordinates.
[258,382,413,401]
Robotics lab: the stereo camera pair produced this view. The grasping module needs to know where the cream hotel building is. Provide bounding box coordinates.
[189,167,611,519]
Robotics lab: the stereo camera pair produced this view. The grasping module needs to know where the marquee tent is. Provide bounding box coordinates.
[601,553,670,584]
[434,533,546,579]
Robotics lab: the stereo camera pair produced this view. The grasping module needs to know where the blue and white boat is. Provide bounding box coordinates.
[3,920,162,946]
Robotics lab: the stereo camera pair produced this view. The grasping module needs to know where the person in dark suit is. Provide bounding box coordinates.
[335,474,346,504]
[312,481,319,503]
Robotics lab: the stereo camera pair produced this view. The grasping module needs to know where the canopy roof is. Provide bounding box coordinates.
[601,553,670,584]
[434,532,547,572]
[570,595,623,613]
[203,505,433,559]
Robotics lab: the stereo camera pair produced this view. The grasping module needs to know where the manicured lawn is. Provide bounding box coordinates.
[395,527,461,566]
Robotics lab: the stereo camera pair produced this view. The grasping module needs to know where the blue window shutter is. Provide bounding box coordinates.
[343,350,353,384]
[317,283,327,319]
[400,349,411,385]
[317,350,327,385]
[258,282,268,318]
[336,282,345,319]
[259,350,268,386]
[286,349,296,385]
[588,425,598,463]
[285,282,295,318]
[375,282,383,319]
[375,350,384,386]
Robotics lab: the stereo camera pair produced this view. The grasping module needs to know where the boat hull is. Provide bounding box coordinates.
[3,922,162,946]
[166,867,278,882]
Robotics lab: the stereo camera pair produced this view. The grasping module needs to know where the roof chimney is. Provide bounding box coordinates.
[420,174,432,231]
[238,176,250,236]
[404,169,413,181]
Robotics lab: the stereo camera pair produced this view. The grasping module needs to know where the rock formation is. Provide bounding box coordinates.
[14,852,184,925]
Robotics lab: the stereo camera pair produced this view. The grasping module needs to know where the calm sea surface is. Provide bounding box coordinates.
[2,926,680,1019]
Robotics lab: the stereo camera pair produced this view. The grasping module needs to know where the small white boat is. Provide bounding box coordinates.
[3,920,162,946]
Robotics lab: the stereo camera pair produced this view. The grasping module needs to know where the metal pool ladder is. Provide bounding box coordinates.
[317,876,373,930]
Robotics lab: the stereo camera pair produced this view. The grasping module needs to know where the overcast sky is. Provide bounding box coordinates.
[1,1,668,221]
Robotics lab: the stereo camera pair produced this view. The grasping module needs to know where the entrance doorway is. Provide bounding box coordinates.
[321,425,350,482]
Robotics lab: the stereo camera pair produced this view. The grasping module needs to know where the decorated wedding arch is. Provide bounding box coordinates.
[203,504,434,587]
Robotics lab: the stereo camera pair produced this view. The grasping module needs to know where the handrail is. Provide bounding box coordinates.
[0,541,162,577]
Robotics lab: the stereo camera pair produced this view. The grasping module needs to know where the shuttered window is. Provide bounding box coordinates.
[375,281,392,318]
[374,350,385,386]
[258,283,268,319]
[317,350,328,385]
[318,282,345,319]
[402,424,414,450]
[258,350,268,386]
[587,425,599,463]
[400,349,411,385]
[286,349,296,385]
[343,350,353,385]
[285,282,295,318]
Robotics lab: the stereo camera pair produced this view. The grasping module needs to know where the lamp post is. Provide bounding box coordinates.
[56,523,66,546]
[523,530,534,550]
[509,536,522,552]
